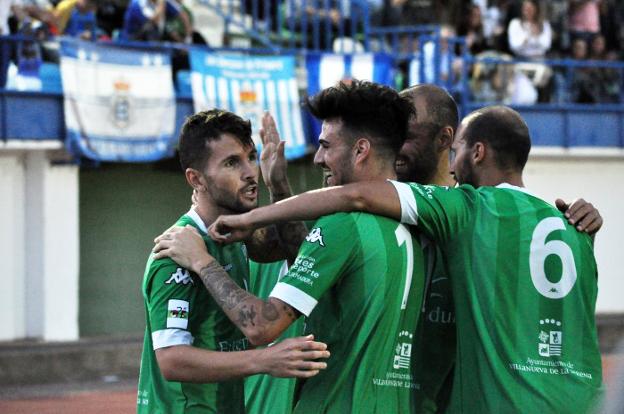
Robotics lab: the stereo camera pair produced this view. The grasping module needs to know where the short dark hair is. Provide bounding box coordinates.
[306,80,413,158]
[401,84,459,130]
[462,105,531,170]
[178,109,253,171]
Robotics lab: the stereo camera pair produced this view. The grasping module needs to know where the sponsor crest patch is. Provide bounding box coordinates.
[167,299,189,329]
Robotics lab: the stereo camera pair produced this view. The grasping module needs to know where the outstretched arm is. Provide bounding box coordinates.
[209,181,402,243]
[153,226,301,345]
[156,335,329,382]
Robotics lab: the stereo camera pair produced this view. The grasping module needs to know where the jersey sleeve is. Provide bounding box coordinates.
[145,258,198,350]
[389,181,477,243]
[269,214,356,316]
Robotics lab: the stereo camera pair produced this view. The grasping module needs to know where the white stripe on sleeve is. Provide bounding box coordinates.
[152,329,194,350]
[388,180,419,225]
[270,282,318,317]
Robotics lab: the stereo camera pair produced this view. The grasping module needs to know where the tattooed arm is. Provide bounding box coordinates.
[153,225,301,345]
[199,261,300,345]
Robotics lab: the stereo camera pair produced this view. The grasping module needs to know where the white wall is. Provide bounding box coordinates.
[525,152,624,313]
[0,148,79,341]
[0,155,26,340]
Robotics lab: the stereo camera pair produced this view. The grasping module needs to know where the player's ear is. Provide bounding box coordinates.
[353,138,370,164]
[437,126,454,151]
[472,141,486,164]
[185,168,207,192]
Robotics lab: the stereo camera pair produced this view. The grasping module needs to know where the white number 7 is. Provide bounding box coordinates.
[395,224,414,310]
[530,217,577,299]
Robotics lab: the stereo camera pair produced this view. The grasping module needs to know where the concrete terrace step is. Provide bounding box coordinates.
[0,334,142,389]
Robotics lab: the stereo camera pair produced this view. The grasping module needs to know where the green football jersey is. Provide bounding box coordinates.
[412,241,456,413]
[270,212,425,414]
[391,181,604,413]
[245,260,305,414]
[137,209,250,414]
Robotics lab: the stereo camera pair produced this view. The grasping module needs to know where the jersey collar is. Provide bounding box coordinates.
[496,183,539,199]
[186,208,208,234]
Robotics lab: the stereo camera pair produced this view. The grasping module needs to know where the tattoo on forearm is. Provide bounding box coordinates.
[261,302,279,321]
[237,304,257,327]
[200,262,251,311]
[198,261,297,331]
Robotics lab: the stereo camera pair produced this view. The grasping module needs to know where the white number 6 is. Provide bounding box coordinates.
[529,217,577,299]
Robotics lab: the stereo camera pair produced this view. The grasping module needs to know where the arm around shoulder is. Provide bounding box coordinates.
[156,335,329,382]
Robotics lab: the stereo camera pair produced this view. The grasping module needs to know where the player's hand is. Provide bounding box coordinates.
[208,213,256,244]
[259,112,289,196]
[153,225,214,273]
[260,335,330,378]
[555,198,603,235]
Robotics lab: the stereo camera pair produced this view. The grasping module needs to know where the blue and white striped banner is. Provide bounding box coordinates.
[189,51,307,160]
[60,39,176,162]
[305,53,394,143]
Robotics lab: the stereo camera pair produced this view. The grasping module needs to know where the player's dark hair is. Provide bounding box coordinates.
[462,105,531,171]
[401,84,459,130]
[178,109,253,171]
[306,80,413,158]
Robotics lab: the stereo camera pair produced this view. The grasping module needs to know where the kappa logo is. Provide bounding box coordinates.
[305,227,325,247]
[165,268,194,285]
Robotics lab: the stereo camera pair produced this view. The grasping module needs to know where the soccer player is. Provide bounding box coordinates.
[154,80,426,413]
[136,109,329,414]
[208,105,604,412]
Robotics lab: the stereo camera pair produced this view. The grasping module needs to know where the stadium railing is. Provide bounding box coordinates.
[1,32,623,150]
[457,53,624,149]
[197,0,372,53]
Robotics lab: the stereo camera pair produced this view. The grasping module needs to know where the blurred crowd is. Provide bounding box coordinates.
[1,0,206,45]
[1,0,622,104]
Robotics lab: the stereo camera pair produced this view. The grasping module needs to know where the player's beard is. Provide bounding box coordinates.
[457,156,478,187]
[208,183,258,214]
[396,141,438,184]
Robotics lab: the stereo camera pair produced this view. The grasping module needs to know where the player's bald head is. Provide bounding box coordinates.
[400,84,458,129]
[461,105,531,171]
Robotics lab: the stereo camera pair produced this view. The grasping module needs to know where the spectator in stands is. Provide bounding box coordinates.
[543,0,570,55]
[401,0,437,25]
[569,0,600,44]
[164,0,206,44]
[96,0,127,38]
[598,0,620,55]
[586,34,621,103]
[1,1,23,35]
[457,4,487,55]
[53,0,101,40]
[285,0,358,51]
[475,0,514,52]
[569,37,594,103]
[121,0,192,42]
[507,0,552,59]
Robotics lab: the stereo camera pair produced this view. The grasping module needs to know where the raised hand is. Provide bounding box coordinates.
[260,335,330,378]
[259,112,289,199]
